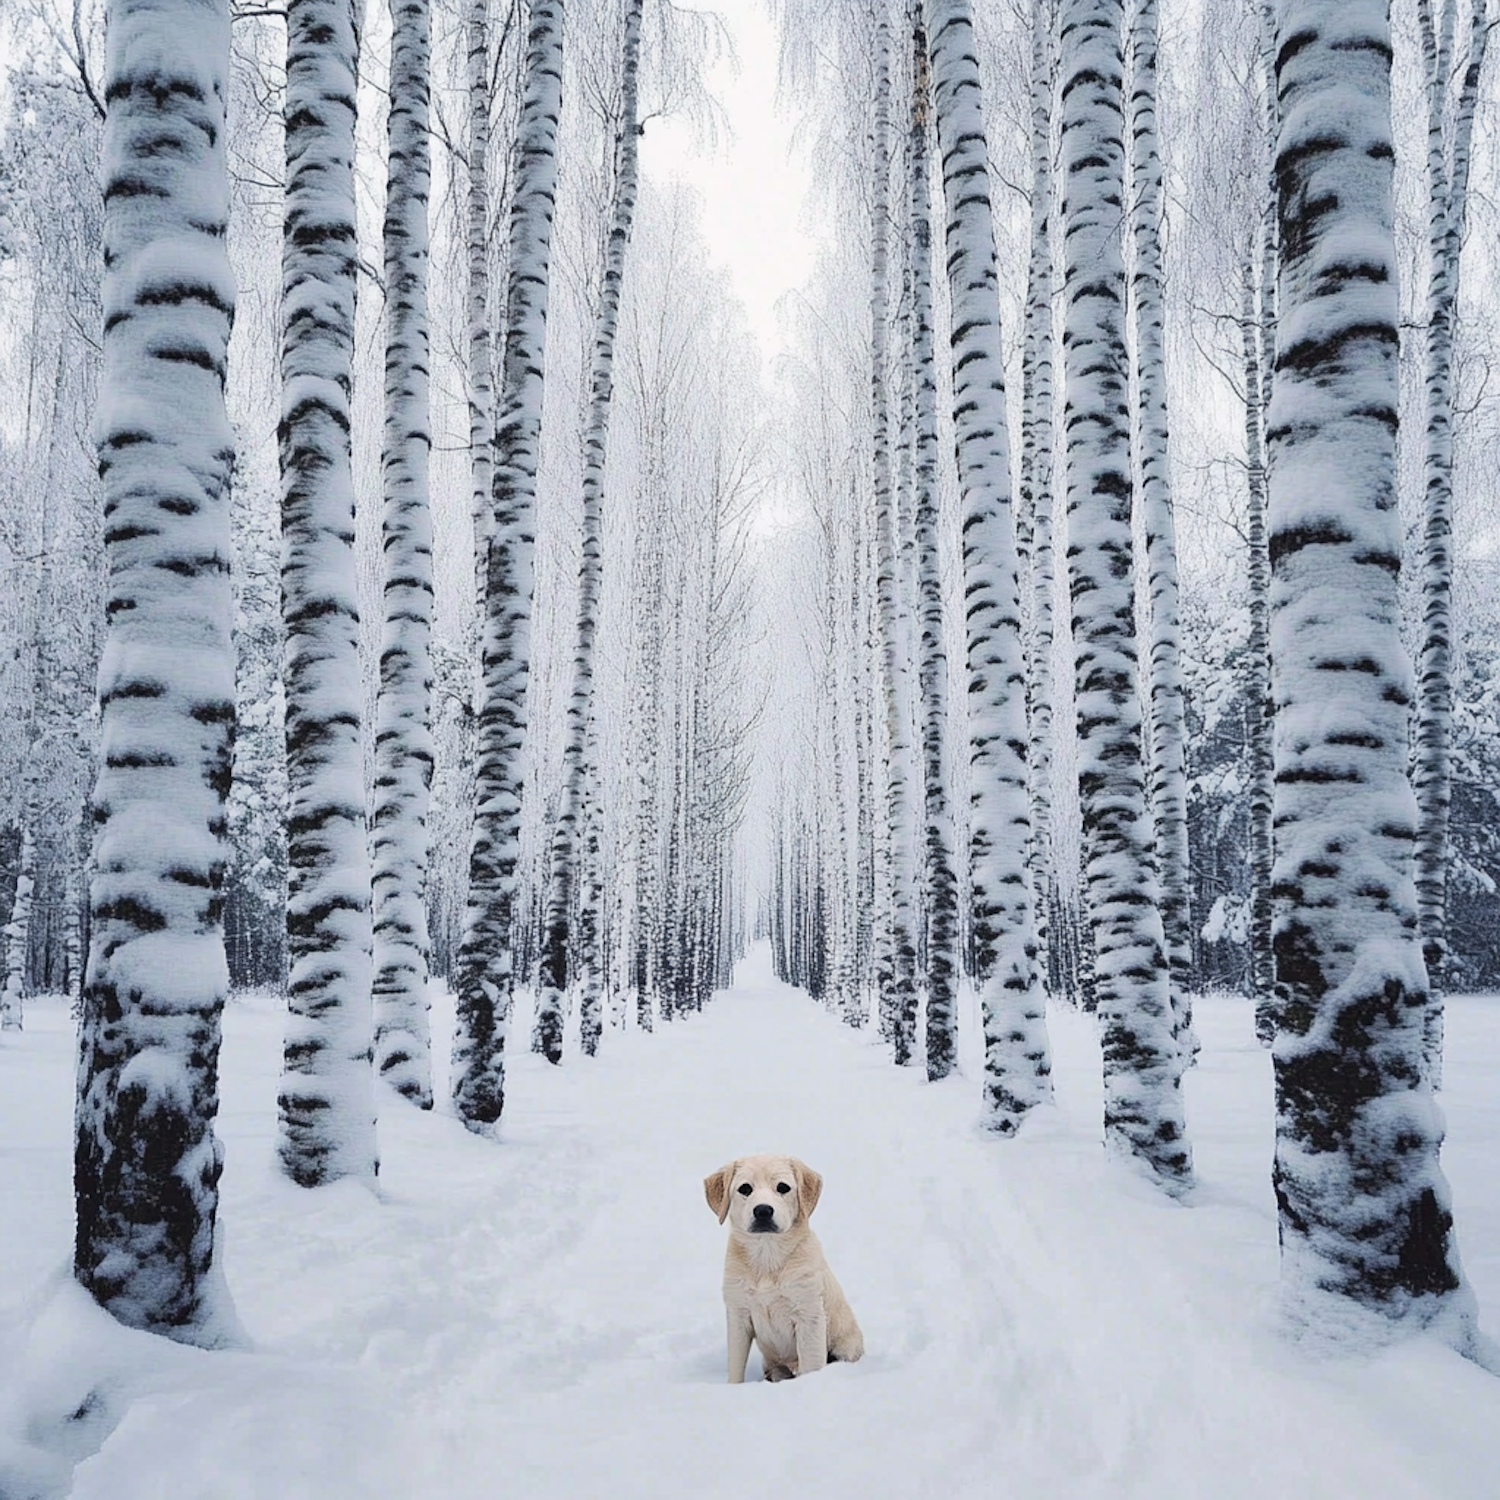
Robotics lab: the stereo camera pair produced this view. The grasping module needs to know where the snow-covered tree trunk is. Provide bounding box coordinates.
[908,1,959,1083]
[467,0,495,629]
[278,0,378,1187]
[1414,0,1489,1087]
[76,0,238,1337]
[1021,0,1057,1003]
[631,513,665,1035]
[1127,0,1192,1056]
[64,854,84,1004]
[857,503,880,1014]
[459,0,495,990]
[853,529,877,1022]
[1058,0,1189,1189]
[1248,0,1277,1043]
[453,0,564,1128]
[538,0,644,1064]
[893,268,924,1063]
[576,730,606,1055]
[1243,259,1275,1033]
[821,582,855,1019]
[1268,0,1471,1334]
[926,0,1051,1129]
[869,4,919,1061]
[1,826,34,1031]
[371,0,435,1109]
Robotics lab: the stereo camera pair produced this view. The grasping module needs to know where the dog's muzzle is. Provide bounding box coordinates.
[750,1205,778,1232]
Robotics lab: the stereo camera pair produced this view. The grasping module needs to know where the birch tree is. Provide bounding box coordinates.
[905,1,960,1082]
[1021,0,1058,1003]
[864,2,921,1061]
[1058,0,1188,1188]
[467,0,496,622]
[1127,0,1192,1051]
[453,0,564,1130]
[1268,0,1472,1336]
[278,0,378,1186]
[371,0,436,1108]
[926,0,1050,1128]
[537,0,645,1064]
[1248,0,1277,1042]
[1,827,32,1031]
[1413,0,1491,1084]
[74,0,238,1338]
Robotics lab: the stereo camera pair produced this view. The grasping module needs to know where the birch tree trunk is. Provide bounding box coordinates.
[855,509,878,1017]
[461,0,495,993]
[908,1,960,1083]
[371,0,436,1108]
[1244,257,1275,1034]
[1248,0,1277,1042]
[1021,0,1057,1004]
[894,276,923,1062]
[1058,0,1189,1189]
[927,0,1051,1129]
[869,4,920,1062]
[1414,0,1490,1087]
[537,0,644,1063]
[576,731,606,1054]
[467,0,495,624]
[1269,0,1472,1335]
[75,0,238,1337]
[453,0,564,1129]
[631,516,663,1035]
[1,826,33,1031]
[1127,0,1192,1057]
[278,0,378,1187]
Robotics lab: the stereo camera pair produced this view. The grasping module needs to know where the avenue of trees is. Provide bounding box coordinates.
[0,0,1496,1360]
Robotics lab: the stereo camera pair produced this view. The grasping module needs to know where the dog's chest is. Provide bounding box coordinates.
[737,1275,809,1361]
[740,1274,802,1326]
[725,1249,820,1343]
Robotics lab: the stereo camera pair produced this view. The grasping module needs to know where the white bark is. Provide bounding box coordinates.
[869,4,919,1059]
[1,826,33,1031]
[907,0,960,1083]
[278,0,378,1187]
[538,0,645,1063]
[1249,0,1277,1042]
[926,0,1051,1130]
[1058,0,1189,1189]
[1127,0,1193,1059]
[631,518,664,1035]
[1268,0,1472,1337]
[372,0,435,1109]
[453,0,564,1129]
[76,0,237,1337]
[1414,0,1490,1086]
[467,0,495,629]
[1021,0,1058,1005]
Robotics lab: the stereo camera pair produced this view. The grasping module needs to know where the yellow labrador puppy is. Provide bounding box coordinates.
[704,1154,864,1383]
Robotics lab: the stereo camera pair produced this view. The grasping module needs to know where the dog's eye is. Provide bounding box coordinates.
[776,1183,791,1195]
[736,1183,753,1196]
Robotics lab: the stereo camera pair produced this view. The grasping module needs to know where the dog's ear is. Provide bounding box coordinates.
[704,1162,736,1224]
[791,1159,822,1221]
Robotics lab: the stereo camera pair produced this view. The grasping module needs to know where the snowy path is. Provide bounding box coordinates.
[4,946,1500,1499]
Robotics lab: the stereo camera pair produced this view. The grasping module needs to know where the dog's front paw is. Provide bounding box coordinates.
[831,1332,864,1363]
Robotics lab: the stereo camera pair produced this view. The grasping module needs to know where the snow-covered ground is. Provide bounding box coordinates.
[2,945,1499,1499]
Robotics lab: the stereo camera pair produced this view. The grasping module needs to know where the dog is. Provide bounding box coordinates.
[704,1154,864,1383]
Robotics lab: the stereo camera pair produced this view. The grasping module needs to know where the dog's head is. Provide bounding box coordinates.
[704,1154,823,1235]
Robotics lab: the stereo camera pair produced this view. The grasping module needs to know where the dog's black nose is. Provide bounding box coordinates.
[752,1203,775,1222]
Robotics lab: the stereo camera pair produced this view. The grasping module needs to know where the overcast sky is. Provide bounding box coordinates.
[638,2,814,371]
